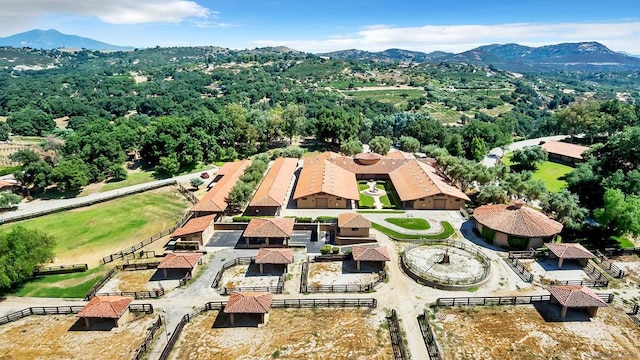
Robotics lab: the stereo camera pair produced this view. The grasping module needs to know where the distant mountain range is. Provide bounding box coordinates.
[319,42,640,71]
[0,29,134,51]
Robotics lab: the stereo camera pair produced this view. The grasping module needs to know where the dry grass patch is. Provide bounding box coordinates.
[0,314,155,360]
[308,261,379,287]
[171,308,393,360]
[113,269,156,292]
[434,305,640,360]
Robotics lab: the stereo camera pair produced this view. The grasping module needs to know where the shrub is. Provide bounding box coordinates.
[320,245,332,255]
[294,216,312,223]
[480,226,496,244]
[508,236,529,250]
[232,216,253,222]
[331,246,340,254]
[314,216,337,223]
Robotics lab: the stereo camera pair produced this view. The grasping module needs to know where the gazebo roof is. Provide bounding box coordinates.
[224,292,273,314]
[77,296,133,319]
[157,252,202,269]
[473,203,563,238]
[171,215,216,237]
[545,243,595,259]
[352,245,391,262]
[255,248,294,265]
[244,218,295,238]
[546,285,608,308]
[338,213,371,228]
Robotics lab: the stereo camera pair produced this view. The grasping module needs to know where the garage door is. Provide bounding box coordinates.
[433,199,446,209]
[317,198,328,208]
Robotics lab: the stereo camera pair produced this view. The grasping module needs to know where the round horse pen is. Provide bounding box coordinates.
[400,240,491,290]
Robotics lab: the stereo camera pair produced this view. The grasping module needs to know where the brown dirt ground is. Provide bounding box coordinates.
[170,308,394,360]
[0,314,155,360]
[434,305,640,360]
[114,269,156,292]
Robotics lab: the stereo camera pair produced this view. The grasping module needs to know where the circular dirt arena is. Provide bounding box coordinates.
[402,243,491,290]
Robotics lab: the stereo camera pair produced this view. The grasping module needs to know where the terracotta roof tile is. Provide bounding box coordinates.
[389,159,470,202]
[474,203,563,238]
[0,180,17,189]
[545,243,595,259]
[338,213,371,228]
[224,291,273,314]
[255,248,294,264]
[192,160,252,213]
[244,217,295,238]
[541,141,589,160]
[77,296,133,319]
[546,285,607,308]
[354,152,382,160]
[328,156,405,176]
[171,215,216,237]
[352,245,391,262]
[293,159,359,200]
[386,151,415,159]
[249,158,298,207]
[157,252,202,269]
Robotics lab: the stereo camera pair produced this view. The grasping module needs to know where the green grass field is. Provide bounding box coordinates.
[6,266,110,298]
[385,217,431,230]
[1,190,189,266]
[99,171,157,193]
[372,221,454,240]
[344,89,425,107]
[503,153,573,192]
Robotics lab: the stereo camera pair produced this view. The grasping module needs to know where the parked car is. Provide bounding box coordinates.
[200,172,210,179]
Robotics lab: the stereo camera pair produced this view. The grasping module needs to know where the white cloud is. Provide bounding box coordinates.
[253,22,640,54]
[0,0,210,25]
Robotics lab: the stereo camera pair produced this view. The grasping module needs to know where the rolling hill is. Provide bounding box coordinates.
[0,29,134,51]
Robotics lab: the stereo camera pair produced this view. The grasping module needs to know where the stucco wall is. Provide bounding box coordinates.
[494,231,509,247]
[409,195,465,210]
[296,193,350,209]
[338,227,370,237]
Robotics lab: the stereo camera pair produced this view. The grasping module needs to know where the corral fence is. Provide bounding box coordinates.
[301,267,387,293]
[210,256,255,288]
[507,249,548,259]
[593,250,625,278]
[129,303,155,314]
[400,239,491,290]
[387,309,409,360]
[32,263,88,276]
[176,183,199,204]
[0,180,177,225]
[602,247,640,256]
[0,306,84,326]
[204,298,378,310]
[435,293,614,307]
[222,272,285,295]
[312,254,352,262]
[95,289,165,299]
[178,272,192,287]
[85,267,118,300]
[158,313,190,360]
[504,255,534,282]
[116,261,160,271]
[550,279,609,288]
[628,304,640,327]
[300,261,309,293]
[132,316,162,360]
[417,311,442,360]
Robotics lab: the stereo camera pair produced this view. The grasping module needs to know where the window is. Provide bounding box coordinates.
[301,197,307,200]
[455,199,461,202]
[351,228,358,231]
[336,197,342,200]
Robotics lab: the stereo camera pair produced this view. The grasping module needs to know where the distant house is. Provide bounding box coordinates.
[293,159,359,209]
[191,160,252,217]
[0,179,19,194]
[336,213,375,245]
[77,296,133,329]
[224,291,273,325]
[351,245,390,271]
[545,243,595,268]
[246,158,298,216]
[473,202,563,250]
[546,285,607,319]
[242,217,295,247]
[255,248,294,273]
[540,141,589,166]
[171,214,216,248]
[157,252,203,278]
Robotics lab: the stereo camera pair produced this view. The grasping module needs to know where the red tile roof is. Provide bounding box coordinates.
[157,252,202,269]
[545,243,595,259]
[249,158,298,207]
[244,217,295,238]
[338,213,371,228]
[192,160,252,213]
[352,245,391,262]
[0,180,17,189]
[224,291,273,314]
[386,151,416,159]
[354,152,382,161]
[389,159,470,202]
[255,248,294,264]
[328,156,406,176]
[474,203,563,238]
[77,296,133,319]
[171,215,216,237]
[293,159,359,200]
[546,285,607,308]
[541,141,589,160]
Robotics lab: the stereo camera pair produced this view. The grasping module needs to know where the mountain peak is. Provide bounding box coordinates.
[0,29,133,51]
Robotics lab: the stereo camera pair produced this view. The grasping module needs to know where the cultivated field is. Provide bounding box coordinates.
[170,308,394,360]
[0,314,155,360]
[434,305,640,360]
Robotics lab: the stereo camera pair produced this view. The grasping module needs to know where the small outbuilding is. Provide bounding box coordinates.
[171,214,216,248]
[77,296,133,329]
[243,217,295,247]
[352,245,390,271]
[545,242,596,268]
[474,202,563,250]
[255,248,294,274]
[224,291,274,325]
[546,285,607,319]
[336,213,375,245]
[540,141,589,166]
[157,252,203,278]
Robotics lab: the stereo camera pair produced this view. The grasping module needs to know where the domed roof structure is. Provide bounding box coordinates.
[354,152,382,165]
[473,202,563,238]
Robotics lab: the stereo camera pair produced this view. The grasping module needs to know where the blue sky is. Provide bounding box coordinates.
[1,0,640,53]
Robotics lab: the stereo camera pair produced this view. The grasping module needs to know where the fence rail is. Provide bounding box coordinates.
[176,183,199,204]
[210,257,255,288]
[300,261,309,293]
[387,309,409,360]
[133,316,162,360]
[312,254,352,262]
[436,295,552,307]
[32,263,88,275]
[594,250,625,278]
[302,269,386,294]
[504,257,534,282]
[550,279,609,288]
[85,267,118,300]
[0,306,84,326]
[271,298,378,309]
[129,303,155,314]
[158,313,190,360]
[95,289,165,299]
[116,261,160,271]
[101,230,172,265]
[417,311,442,360]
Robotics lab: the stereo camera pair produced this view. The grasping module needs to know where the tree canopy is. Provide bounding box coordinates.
[0,226,56,289]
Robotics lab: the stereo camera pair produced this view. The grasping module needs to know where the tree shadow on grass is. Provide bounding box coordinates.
[38,187,82,200]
